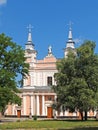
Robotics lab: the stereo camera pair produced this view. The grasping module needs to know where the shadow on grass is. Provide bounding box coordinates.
[43,120,98,130]
[58,127,98,130]
[43,119,98,122]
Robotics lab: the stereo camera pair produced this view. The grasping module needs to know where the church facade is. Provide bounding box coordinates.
[5,26,96,118]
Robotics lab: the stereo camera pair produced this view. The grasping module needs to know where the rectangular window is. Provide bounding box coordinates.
[47,77,52,86]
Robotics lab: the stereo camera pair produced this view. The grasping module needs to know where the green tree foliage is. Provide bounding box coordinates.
[0,33,29,115]
[53,40,98,120]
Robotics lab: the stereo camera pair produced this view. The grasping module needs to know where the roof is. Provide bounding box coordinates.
[19,86,54,93]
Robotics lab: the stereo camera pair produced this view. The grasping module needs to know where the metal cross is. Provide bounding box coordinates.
[27,24,33,32]
[67,21,73,29]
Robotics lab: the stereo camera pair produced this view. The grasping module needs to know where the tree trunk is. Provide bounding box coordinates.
[84,111,87,121]
[79,111,83,120]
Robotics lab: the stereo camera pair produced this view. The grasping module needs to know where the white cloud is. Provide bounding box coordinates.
[0,0,7,5]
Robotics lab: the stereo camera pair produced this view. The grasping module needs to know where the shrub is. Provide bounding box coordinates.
[33,115,37,120]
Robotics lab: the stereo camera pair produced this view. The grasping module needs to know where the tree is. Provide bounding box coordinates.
[0,33,29,115]
[53,40,98,120]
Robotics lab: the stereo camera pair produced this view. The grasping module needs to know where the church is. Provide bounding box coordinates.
[5,25,96,119]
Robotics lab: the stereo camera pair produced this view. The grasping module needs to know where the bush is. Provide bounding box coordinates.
[33,115,37,120]
[16,119,20,122]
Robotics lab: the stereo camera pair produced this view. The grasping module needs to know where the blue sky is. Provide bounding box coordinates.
[0,0,98,59]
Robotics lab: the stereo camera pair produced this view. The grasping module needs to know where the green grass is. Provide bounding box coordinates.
[0,120,98,130]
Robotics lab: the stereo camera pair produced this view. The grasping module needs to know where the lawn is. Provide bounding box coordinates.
[0,119,98,130]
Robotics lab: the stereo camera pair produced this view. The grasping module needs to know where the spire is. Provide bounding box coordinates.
[27,24,33,44]
[27,24,32,42]
[68,27,72,41]
[25,24,34,50]
[64,22,76,57]
[66,23,75,49]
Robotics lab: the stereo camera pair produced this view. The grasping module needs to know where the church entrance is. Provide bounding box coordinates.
[17,110,21,118]
[47,107,53,118]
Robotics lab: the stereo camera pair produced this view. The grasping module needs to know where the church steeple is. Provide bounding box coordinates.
[25,24,37,62]
[64,23,75,57]
[25,24,34,50]
[66,27,75,49]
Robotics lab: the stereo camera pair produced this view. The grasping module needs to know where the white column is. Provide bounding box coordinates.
[31,95,34,115]
[5,108,8,115]
[64,110,68,116]
[60,106,63,116]
[29,74,32,86]
[54,95,57,117]
[32,95,35,115]
[42,95,45,115]
[36,95,39,115]
[73,112,77,116]
[94,110,97,116]
[23,96,26,115]
[23,78,26,86]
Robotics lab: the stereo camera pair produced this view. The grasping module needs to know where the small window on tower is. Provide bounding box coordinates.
[47,77,52,86]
